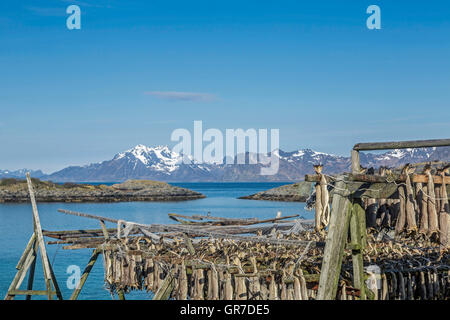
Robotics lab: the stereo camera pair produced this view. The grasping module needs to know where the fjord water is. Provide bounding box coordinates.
[0,182,312,300]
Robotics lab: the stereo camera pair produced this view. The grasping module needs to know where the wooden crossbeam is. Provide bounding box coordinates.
[305,173,450,184]
[353,138,450,151]
[305,174,450,200]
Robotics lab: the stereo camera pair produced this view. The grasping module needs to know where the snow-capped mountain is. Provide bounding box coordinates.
[0,169,46,179]
[45,145,215,182]
[2,145,449,182]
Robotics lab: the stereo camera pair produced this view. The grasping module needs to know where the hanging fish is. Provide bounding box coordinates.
[424,165,439,237]
[268,274,279,300]
[233,257,247,300]
[418,183,429,235]
[438,166,449,250]
[313,165,323,232]
[381,273,388,300]
[280,270,287,300]
[397,271,406,300]
[293,276,302,300]
[207,267,219,300]
[403,164,418,233]
[340,281,347,300]
[176,260,188,300]
[395,186,407,235]
[223,271,233,300]
[192,268,205,300]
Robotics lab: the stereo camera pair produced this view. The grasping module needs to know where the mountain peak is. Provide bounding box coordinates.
[113,144,181,171]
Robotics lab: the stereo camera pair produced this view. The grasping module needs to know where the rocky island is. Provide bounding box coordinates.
[239,181,312,202]
[0,178,205,203]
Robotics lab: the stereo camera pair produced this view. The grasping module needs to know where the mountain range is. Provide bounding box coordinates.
[1,144,449,182]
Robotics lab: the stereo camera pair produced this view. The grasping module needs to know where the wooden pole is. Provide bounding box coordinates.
[353,138,450,151]
[70,249,101,300]
[350,200,366,300]
[25,173,55,298]
[351,150,360,174]
[317,178,352,300]
[25,240,38,300]
[153,269,176,300]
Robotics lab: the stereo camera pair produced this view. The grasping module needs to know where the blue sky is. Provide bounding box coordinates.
[1,0,449,172]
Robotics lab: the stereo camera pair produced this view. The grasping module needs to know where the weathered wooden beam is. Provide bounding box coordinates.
[16,233,36,270]
[353,139,450,151]
[183,233,196,255]
[349,173,450,185]
[351,150,360,174]
[306,173,450,185]
[317,178,352,300]
[153,269,176,300]
[8,290,56,296]
[4,247,36,300]
[26,240,37,300]
[70,249,100,300]
[350,200,366,300]
[304,175,334,183]
[26,173,55,299]
[305,174,450,200]
[58,209,118,224]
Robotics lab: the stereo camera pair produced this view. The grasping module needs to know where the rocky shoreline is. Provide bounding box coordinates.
[239,181,312,202]
[0,178,205,203]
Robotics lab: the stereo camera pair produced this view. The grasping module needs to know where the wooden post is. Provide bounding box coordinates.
[153,269,176,300]
[117,290,126,300]
[25,240,38,300]
[350,199,366,300]
[351,150,360,174]
[317,179,352,300]
[25,174,54,298]
[70,249,101,300]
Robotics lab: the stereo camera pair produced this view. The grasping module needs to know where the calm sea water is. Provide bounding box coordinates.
[0,182,312,300]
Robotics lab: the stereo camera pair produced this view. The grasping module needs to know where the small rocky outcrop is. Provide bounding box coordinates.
[0,178,205,203]
[239,181,312,202]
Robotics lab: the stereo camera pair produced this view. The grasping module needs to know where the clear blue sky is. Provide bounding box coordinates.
[1,0,449,173]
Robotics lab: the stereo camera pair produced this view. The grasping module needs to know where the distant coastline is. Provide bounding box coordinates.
[0,179,205,203]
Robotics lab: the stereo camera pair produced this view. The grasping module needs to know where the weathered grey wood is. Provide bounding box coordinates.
[317,179,352,300]
[70,249,100,300]
[26,173,54,299]
[99,220,109,240]
[307,173,450,185]
[58,209,320,247]
[354,200,366,249]
[8,290,55,296]
[350,200,366,300]
[58,209,118,224]
[353,139,450,151]
[183,233,196,255]
[349,173,450,185]
[25,240,37,300]
[15,233,36,270]
[4,247,36,300]
[153,269,176,300]
[46,255,63,300]
[351,150,360,174]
